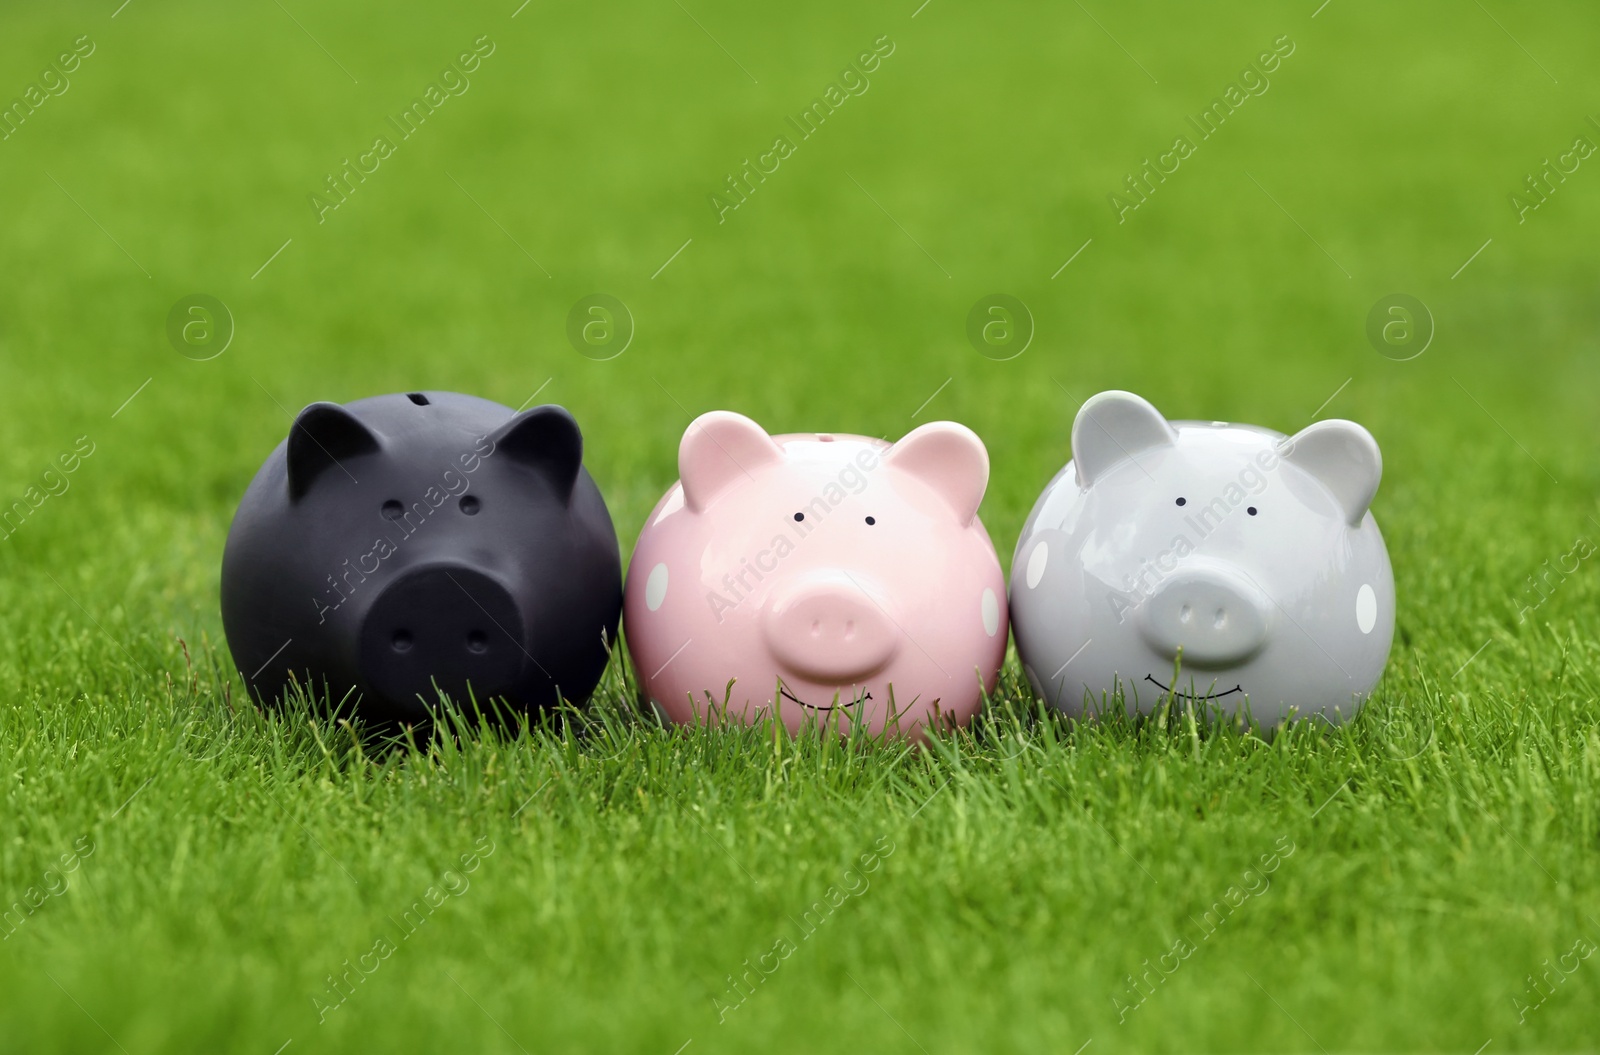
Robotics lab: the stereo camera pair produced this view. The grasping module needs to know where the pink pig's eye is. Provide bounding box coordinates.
[865,516,876,525]
[793,512,805,522]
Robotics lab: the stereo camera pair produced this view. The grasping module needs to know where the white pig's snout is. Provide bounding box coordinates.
[762,572,899,683]
[1138,563,1270,667]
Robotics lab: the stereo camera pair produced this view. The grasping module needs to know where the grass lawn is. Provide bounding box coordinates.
[2,0,1598,1051]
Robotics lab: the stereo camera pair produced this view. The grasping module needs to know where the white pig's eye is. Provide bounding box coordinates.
[1247,506,1258,516]
[793,512,805,522]
[1175,497,1187,507]
[865,516,876,525]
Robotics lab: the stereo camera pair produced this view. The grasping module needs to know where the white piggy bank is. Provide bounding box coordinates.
[1009,390,1395,724]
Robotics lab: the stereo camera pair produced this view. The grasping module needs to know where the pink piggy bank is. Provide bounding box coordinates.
[624,411,1008,736]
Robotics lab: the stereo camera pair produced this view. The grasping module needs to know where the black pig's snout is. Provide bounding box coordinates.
[358,564,527,712]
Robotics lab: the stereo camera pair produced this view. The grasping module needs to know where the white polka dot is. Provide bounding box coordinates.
[981,588,1000,637]
[645,562,669,611]
[1026,538,1049,589]
[1356,583,1377,634]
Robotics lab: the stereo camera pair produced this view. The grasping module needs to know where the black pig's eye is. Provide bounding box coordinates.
[1175,497,1187,507]
[865,516,876,525]
[382,500,403,520]
[460,495,481,515]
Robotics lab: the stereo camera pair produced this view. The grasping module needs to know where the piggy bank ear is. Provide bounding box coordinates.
[884,422,989,526]
[1281,419,1382,526]
[489,405,584,501]
[680,411,784,512]
[287,402,382,500]
[1071,390,1177,488]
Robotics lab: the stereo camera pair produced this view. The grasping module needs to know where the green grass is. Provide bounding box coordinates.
[2,0,1599,1050]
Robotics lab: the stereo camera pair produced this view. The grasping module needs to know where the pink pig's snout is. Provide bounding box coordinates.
[762,573,899,683]
[1139,563,1270,668]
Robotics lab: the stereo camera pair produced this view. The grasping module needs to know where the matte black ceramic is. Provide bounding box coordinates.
[221,392,621,725]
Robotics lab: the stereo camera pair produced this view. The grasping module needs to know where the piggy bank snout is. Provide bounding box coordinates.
[1139,565,1270,667]
[358,564,526,710]
[762,576,899,683]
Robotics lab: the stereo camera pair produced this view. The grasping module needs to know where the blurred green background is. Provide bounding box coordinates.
[1,0,1597,1051]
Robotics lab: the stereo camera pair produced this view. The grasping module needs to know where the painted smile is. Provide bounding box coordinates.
[1144,674,1244,701]
[778,680,872,712]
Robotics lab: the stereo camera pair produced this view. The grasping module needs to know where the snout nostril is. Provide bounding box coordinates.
[1142,570,1269,666]
[358,567,523,705]
[765,583,898,681]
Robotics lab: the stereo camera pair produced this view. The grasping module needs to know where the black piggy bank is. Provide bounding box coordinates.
[221,391,622,726]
